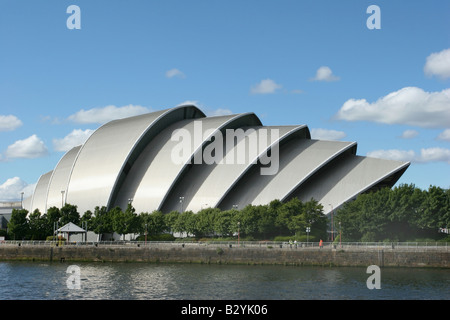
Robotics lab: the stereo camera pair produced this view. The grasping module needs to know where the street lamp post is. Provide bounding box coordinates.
[306,226,311,246]
[339,221,342,248]
[145,223,148,245]
[329,204,334,242]
[61,191,65,208]
[82,221,87,243]
[179,197,184,213]
[237,221,240,246]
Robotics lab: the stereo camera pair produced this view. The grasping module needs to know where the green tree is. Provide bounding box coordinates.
[8,209,29,240]
[164,211,180,235]
[264,200,284,236]
[337,199,364,241]
[140,210,167,237]
[173,210,195,237]
[110,204,140,240]
[193,208,220,238]
[234,205,261,238]
[46,206,61,230]
[303,199,327,239]
[214,209,235,237]
[336,184,450,242]
[90,206,114,238]
[418,186,448,230]
[81,210,93,230]
[28,209,48,240]
[358,188,391,241]
[442,188,450,229]
[386,184,424,240]
[276,198,304,235]
[257,204,278,238]
[59,203,80,226]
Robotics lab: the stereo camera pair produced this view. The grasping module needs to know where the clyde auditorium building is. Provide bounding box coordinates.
[25,104,410,216]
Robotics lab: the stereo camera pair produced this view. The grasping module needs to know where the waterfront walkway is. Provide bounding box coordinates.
[1,240,448,252]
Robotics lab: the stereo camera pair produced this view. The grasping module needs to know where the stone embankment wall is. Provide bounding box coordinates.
[0,243,448,268]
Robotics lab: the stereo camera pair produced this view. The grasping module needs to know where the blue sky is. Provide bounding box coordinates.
[0,0,449,201]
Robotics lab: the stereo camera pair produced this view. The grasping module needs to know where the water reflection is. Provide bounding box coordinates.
[0,262,448,300]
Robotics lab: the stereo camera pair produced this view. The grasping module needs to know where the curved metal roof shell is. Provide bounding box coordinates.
[30,171,53,213]
[46,145,81,210]
[288,154,410,214]
[65,105,204,214]
[114,113,262,212]
[217,139,358,212]
[27,106,410,216]
[161,125,310,213]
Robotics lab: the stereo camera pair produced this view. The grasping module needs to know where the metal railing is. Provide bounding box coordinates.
[1,240,448,251]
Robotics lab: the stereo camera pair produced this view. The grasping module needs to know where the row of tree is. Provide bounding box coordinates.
[5,198,328,241]
[5,184,449,242]
[335,184,450,242]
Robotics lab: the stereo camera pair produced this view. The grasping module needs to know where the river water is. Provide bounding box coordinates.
[0,261,448,300]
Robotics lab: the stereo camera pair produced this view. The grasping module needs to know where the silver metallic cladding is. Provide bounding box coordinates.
[290,155,410,214]
[116,113,262,213]
[159,113,264,212]
[162,125,308,213]
[28,106,410,217]
[46,145,81,211]
[279,141,358,202]
[108,105,205,210]
[66,105,204,214]
[217,139,357,210]
[213,125,310,211]
[30,171,53,213]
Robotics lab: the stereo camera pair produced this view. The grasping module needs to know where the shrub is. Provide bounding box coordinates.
[46,235,66,241]
[273,235,316,242]
[136,233,175,241]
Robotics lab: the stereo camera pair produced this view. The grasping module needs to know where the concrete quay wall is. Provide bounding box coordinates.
[0,244,448,268]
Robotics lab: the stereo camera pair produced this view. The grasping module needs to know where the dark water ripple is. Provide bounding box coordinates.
[0,262,448,300]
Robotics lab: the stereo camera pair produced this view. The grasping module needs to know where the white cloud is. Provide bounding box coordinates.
[336,87,450,128]
[53,129,94,152]
[418,147,450,163]
[310,66,340,82]
[68,105,151,124]
[311,128,346,140]
[204,108,233,117]
[367,147,450,164]
[250,79,282,94]
[166,68,186,79]
[5,135,48,159]
[0,115,23,132]
[176,101,232,117]
[400,129,419,139]
[424,48,450,80]
[0,177,35,201]
[437,129,450,142]
[367,149,416,162]
[40,115,63,125]
[177,100,199,107]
